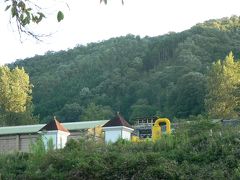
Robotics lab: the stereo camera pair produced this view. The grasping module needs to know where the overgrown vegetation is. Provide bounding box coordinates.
[1,120,240,179]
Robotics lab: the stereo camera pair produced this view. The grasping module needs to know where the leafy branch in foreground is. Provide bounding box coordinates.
[4,0,123,40]
[4,0,64,40]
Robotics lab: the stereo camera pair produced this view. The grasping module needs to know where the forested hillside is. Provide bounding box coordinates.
[11,16,240,123]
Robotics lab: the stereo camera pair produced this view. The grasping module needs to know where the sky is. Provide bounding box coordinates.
[0,0,240,65]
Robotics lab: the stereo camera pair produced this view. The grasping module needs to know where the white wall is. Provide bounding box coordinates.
[41,130,69,149]
[57,131,69,149]
[105,130,121,143]
[103,126,134,143]
[42,131,57,149]
[122,129,131,140]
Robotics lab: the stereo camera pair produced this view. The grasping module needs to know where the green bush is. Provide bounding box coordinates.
[1,120,240,179]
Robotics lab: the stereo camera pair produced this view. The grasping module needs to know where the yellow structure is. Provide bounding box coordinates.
[152,118,171,142]
[131,135,141,142]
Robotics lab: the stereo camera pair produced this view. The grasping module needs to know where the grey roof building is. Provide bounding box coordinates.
[0,120,108,153]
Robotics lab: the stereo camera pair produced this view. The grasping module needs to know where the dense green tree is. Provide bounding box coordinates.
[169,72,206,118]
[130,99,157,121]
[175,38,202,72]
[0,66,35,126]
[56,103,83,122]
[80,103,113,121]
[205,52,240,118]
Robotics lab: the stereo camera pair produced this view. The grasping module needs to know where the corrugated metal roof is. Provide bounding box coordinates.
[0,120,109,135]
[63,120,109,130]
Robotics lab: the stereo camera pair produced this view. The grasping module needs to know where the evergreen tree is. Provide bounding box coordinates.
[205,52,240,118]
[0,66,35,126]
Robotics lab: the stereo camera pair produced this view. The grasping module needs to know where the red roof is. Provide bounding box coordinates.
[103,113,132,128]
[39,118,69,133]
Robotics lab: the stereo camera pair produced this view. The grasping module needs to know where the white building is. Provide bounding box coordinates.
[0,119,108,153]
[103,113,134,143]
[39,117,70,149]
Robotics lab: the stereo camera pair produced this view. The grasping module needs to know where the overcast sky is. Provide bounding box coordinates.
[0,0,240,65]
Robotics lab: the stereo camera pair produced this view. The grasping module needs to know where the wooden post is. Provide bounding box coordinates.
[16,134,20,151]
[93,127,96,140]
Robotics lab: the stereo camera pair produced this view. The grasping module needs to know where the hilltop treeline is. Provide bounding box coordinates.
[12,16,240,123]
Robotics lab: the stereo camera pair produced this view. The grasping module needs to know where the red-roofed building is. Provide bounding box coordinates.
[39,119,70,133]
[102,113,134,143]
[38,117,70,149]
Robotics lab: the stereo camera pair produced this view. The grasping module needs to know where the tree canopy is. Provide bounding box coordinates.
[205,52,240,118]
[0,66,36,126]
[10,16,240,123]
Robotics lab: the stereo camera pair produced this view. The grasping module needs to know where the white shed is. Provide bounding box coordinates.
[38,117,70,149]
[102,113,134,143]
